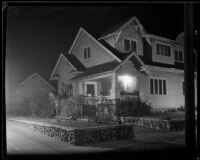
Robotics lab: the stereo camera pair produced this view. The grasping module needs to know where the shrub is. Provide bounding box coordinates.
[177,105,185,111]
[115,97,152,117]
[59,95,86,119]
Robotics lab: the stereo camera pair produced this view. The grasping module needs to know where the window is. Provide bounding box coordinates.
[150,78,167,95]
[156,43,171,57]
[174,50,183,62]
[84,47,91,60]
[124,38,137,52]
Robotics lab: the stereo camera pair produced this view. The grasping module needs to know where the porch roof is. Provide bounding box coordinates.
[70,61,119,80]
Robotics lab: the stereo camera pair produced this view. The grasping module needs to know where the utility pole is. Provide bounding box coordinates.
[184,3,196,153]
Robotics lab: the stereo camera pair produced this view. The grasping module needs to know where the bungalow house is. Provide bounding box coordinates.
[16,72,56,103]
[50,16,197,111]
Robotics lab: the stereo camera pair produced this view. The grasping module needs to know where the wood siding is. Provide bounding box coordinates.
[114,24,144,56]
[70,31,116,68]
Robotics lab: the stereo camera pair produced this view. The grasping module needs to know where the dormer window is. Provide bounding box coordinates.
[156,43,171,57]
[84,47,91,60]
[174,50,183,62]
[124,38,137,53]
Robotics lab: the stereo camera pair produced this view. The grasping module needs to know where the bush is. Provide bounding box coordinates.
[59,95,86,119]
[115,97,152,117]
[177,105,185,111]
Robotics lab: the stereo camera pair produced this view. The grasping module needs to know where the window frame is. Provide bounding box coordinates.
[83,46,91,60]
[174,49,184,63]
[149,77,167,96]
[124,37,137,53]
[155,41,172,57]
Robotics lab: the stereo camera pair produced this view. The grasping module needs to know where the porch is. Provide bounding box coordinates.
[72,71,139,103]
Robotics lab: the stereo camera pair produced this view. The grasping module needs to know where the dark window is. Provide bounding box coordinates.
[155,79,158,95]
[124,39,130,52]
[174,50,183,62]
[150,78,167,95]
[179,51,183,61]
[163,80,166,95]
[87,84,95,96]
[124,39,137,52]
[84,47,91,59]
[175,50,179,60]
[150,79,154,95]
[159,80,162,94]
[156,43,171,57]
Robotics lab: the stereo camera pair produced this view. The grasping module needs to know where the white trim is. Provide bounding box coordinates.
[123,37,138,53]
[119,16,147,35]
[155,41,172,58]
[70,70,114,82]
[146,65,184,74]
[68,27,121,62]
[83,45,91,60]
[143,34,178,43]
[50,53,77,80]
[174,49,184,63]
[98,16,146,40]
[20,72,56,91]
[98,33,116,40]
[149,77,168,96]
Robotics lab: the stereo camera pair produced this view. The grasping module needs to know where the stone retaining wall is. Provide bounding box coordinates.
[9,119,134,145]
[125,117,185,131]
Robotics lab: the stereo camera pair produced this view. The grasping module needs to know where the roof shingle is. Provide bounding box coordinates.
[71,61,119,80]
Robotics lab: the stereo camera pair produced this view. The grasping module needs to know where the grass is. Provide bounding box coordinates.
[7,116,118,128]
[130,111,185,120]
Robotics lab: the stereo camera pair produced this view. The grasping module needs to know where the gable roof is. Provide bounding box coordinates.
[68,27,122,62]
[20,72,55,91]
[50,53,85,80]
[70,61,119,80]
[99,39,129,61]
[99,16,147,40]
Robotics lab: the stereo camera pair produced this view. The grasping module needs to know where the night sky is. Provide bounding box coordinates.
[5,3,185,102]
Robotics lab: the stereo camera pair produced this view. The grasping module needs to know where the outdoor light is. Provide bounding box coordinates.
[118,75,136,91]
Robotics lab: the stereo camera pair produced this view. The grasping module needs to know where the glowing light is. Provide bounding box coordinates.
[118,75,136,92]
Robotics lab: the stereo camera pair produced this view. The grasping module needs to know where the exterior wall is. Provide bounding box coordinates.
[115,60,146,99]
[55,57,76,94]
[114,24,144,56]
[70,31,115,68]
[16,77,53,103]
[151,39,174,65]
[143,70,185,109]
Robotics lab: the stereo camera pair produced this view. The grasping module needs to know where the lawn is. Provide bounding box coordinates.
[130,111,185,120]
[7,116,118,128]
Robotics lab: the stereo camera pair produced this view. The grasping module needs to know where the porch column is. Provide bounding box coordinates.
[72,82,76,97]
[110,72,120,99]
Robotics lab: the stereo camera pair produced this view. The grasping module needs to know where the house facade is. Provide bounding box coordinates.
[50,16,197,110]
[16,72,56,103]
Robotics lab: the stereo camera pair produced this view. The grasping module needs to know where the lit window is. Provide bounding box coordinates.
[156,43,171,57]
[150,78,167,95]
[84,47,91,60]
[118,75,136,93]
[174,50,183,62]
[124,39,137,52]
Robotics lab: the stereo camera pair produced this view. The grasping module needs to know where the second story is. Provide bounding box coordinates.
[98,16,185,68]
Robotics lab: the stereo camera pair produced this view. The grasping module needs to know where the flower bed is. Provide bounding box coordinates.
[8,119,134,145]
[125,117,185,131]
